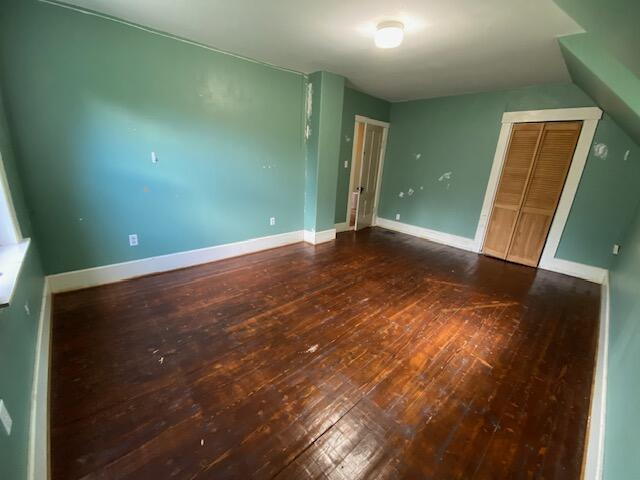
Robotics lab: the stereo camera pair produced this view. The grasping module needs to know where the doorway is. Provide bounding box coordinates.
[483,120,582,267]
[346,116,389,231]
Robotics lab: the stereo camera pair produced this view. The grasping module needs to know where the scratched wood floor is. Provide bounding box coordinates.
[51,227,600,479]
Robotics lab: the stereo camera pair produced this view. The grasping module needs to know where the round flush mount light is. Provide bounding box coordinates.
[375,21,404,49]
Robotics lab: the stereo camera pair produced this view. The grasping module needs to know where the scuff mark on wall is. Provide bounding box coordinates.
[420,186,424,190]
[415,153,422,160]
[305,83,313,119]
[304,82,313,141]
[438,171,453,182]
[345,135,351,143]
[624,150,630,161]
[593,142,608,159]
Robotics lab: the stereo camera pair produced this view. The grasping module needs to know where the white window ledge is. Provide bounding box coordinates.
[0,238,30,308]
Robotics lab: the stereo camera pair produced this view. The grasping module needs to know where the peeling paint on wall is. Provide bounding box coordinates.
[407,188,415,196]
[624,150,630,161]
[593,142,609,159]
[398,191,405,198]
[438,171,453,182]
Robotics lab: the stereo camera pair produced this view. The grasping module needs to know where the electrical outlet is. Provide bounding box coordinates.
[344,161,348,169]
[0,400,12,436]
[129,234,139,247]
[613,244,620,255]
[395,213,401,221]
[269,217,276,226]
[151,151,158,163]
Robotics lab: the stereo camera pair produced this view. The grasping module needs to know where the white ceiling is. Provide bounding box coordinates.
[58,0,583,102]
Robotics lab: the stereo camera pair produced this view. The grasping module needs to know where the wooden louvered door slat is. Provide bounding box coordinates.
[483,123,544,259]
[506,121,582,266]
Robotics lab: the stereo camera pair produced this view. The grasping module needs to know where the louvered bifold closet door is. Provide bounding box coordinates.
[483,123,544,259]
[506,121,582,266]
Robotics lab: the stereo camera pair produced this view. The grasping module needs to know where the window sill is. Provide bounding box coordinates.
[0,238,30,308]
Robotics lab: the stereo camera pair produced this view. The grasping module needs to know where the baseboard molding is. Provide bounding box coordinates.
[28,278,52,480]
[48,230,304,293]
[335,222,351,233]
[303,228,336,245]
[538,257,608,285]
[583,273,609,479]
[375,217,478,253]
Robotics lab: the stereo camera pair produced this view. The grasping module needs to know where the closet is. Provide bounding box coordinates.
[482,121,582,267]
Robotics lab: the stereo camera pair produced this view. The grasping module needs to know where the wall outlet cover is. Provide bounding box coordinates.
[395,214,401,220]
[129,234,139,247]
[0,400,12,436]
[612,244,620,255]
[269,217,276,226]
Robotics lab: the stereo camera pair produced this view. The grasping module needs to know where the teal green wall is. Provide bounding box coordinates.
[334,87,390,223]
[554,0,640,77]
[559,34,640,145]
[0,85,46,480]
[606,200,640,479]
[378,83,640,268]
[304,71,345,232]
[0,0,306,274]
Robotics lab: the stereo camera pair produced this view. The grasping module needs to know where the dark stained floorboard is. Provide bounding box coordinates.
[50,227,600,479]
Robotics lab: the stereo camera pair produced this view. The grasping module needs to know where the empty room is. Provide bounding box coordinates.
[1,0,639,479]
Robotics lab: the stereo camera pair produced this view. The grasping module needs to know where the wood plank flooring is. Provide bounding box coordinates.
[50,227,600,479]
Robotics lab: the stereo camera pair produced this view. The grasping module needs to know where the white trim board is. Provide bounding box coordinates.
[48,230,304,293]
[376,217,607,284]
[474,107,604,278]
[502,107,602,123]
[583,273,609,480]
[303,228,336,245]
[354,115,390,128]
[376,217,478,253]
[335,222,351,233]
[28,278,52,480]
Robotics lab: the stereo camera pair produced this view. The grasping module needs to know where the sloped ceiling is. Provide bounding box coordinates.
[554,0,640,145]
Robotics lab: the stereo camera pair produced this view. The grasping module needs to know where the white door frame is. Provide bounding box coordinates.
[473,107,602,273]
[344,115,390,231]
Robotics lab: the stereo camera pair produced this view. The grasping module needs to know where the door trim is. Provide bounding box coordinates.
[345,116,390,230]
[474,107,602,269]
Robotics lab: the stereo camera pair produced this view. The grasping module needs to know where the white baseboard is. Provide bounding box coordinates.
[377,217,608,285]
[375,217,478,253]
[538,257,608,285]
[335,222,351,233]
[583,273,609,480]
[48,230,304,293]
[303,228,336,245]
[28,278,52,480]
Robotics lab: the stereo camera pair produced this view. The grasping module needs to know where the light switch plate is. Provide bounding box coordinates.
[0,400,12,436]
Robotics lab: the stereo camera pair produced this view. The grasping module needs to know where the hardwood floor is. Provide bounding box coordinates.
[50,227,600,479]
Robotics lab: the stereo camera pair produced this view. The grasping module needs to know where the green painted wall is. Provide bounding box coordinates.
[554,0,640,77]
[606,199,640,479]
[559,34,640,145]
[0,85,46,480]
[378,83,640,268]
[304,71,345,232]
[334,87,390,223]
[0,0,306,274]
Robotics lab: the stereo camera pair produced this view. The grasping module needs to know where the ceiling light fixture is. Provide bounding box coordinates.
[375,21,404,49]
